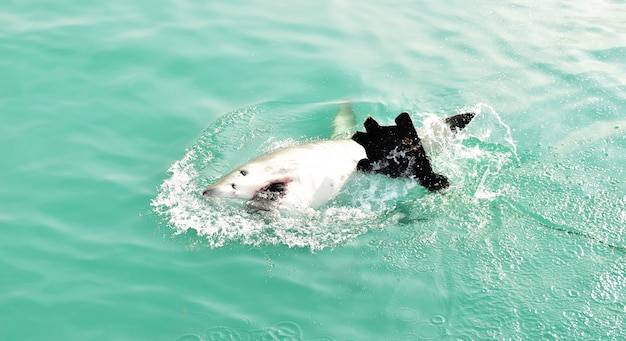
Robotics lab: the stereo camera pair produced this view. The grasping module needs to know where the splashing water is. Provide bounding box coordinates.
[151,102,517,251]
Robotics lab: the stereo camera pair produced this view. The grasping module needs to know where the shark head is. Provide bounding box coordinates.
[202,160,293,201]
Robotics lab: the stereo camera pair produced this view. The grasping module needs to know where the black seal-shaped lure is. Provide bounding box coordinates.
[351,112,453,191]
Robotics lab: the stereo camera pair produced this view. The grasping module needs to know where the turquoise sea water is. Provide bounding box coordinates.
[2,1,625,340]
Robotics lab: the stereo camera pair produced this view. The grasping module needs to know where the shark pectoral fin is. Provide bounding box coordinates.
[443,112,475,132]
[246,181,287,213]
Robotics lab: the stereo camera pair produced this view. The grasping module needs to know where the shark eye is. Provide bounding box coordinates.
[239,169,248,176]
[231,183,237,190]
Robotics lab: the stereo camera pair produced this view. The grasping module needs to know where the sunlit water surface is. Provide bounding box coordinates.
[1,0,625,340]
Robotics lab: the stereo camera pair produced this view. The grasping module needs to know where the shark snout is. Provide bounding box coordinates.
[202,188,216,197]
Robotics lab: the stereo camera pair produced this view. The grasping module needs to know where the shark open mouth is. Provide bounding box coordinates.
[247,179,293,212]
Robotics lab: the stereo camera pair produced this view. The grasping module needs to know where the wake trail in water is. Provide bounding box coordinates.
[501,198,626,253]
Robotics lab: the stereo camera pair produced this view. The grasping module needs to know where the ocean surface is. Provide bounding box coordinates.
[2,0,625,340]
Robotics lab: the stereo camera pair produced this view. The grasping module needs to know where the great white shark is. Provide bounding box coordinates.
[202,104,474,211]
